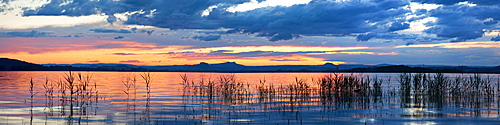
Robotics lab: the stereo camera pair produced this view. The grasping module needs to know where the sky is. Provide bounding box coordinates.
[0,0,499,66]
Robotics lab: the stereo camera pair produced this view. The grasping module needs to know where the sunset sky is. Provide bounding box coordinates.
[1,0,500,66]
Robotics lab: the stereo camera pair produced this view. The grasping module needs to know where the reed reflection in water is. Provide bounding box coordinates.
[0,71,499,124]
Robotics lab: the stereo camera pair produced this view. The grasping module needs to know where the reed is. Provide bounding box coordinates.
[395,72,499,111]
[286,78,311,101]
[29,78,35,100]
[256,77,276,102]
[122,75,137,97]
[140,72,153,93]
[372,76,383,97]
[314,73,374,103]
[218,74,250,103]
[33,71,102,120]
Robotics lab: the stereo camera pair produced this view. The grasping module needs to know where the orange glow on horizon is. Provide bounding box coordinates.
[0,37,370,66]
[1,49,345,66]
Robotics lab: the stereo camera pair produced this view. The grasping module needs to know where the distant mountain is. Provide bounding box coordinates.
[0,58,45,71]
[1,58,499,73]
[345,65,440,73]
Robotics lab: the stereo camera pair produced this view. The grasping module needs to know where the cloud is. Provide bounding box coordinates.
[256,32,300,42]
[107,14,117,24]
[355,33,447,42]
[396,41,500,49]
[87,60,100,63]
[210,50,234,53]
[268,32,301,41]
[388,22,410,32]
[270,58,306,61]
[0,30,54,37]
[218,0,410,40]
[192,35,221,41]
[356,33,378,41]
[412,0,500,5]
[208,50,290,57]
[119,60,143,63]
[22,0,500,43]
[422,4,500,41]
[22,0,412,41]
[195,30,227,34]
[492,36,500,41]
[89,28,132,33]
[114,36,125,39]
[113,53,137,55]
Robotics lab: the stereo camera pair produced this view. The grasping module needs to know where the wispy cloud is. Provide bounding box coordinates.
[87,60,99,63]
[119,60,142,63]
[270,58,307,61]
[192,35,221,41]
[112,53,138,55]
[396,41,500,49]
[90,28,132,33]
[0,30,54,37]
[114,36,125,39]
[0,37,177,54]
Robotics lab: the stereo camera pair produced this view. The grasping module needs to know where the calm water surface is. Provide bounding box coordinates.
[0,71,499,124]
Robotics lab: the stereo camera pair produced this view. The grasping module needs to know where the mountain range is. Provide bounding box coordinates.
[1,58,499,73]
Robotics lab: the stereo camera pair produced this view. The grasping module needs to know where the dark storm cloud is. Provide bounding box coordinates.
[0,30,54,37]
[218,0,410,41]
[90,28,132,33]
[20,0,500,42]
[22,0,412,41]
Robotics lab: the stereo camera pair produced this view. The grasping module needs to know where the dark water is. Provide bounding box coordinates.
[0,71,499,124]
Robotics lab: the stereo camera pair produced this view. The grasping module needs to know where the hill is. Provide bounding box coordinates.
[345,65,439,73]
[0,58,45,71]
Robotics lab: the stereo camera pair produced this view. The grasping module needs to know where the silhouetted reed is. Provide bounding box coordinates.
[395,72,499,117]
[42,77,55,116]
[140,72,153,125]
[123,75,138,99]
[29,78,35,125]
[28,72,499,124]
[314,73,373,103]
[256,77,276,103]
[29,71,101,124]
[140,72,153,93]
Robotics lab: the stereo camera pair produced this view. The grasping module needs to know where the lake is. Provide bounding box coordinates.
[0,71,499,124]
